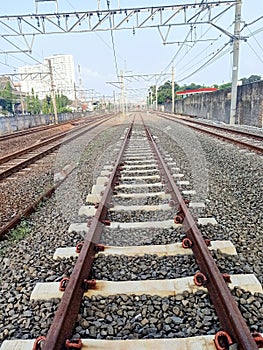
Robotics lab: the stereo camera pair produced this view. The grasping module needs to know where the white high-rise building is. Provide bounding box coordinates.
[19,54,75,100]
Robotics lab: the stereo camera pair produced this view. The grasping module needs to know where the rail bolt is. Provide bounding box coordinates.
[222,273,232,284]
[182,238,193,249]
[204,239,211,247]
[83,279,96,291]
[32,336,46,350]
[214,331,233,350]
[94,244,105,253]
[65,338,83,349]
[101,219,111,226]
[174,215,184,224]
[252,332,263,347]
[169,200,176,207]
[76,242,84,253]
[193,272,207,287]
[59,277,70,292]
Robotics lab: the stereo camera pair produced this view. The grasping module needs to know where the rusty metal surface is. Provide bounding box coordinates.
[158,113,263,153]
[42,123,133,350]
[0,167,76,239]
[144,124,258,350]
[0,116,112,181]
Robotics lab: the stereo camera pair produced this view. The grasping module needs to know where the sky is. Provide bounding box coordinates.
[0,0,263,102]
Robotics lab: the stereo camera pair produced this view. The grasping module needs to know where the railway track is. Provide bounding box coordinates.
[1,115,262,350]
[156,112,263,154]
[0,116,85,141]
[0,113,116,239]
[0,114,113,182]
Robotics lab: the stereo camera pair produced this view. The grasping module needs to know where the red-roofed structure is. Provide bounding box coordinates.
[176,87,218,96]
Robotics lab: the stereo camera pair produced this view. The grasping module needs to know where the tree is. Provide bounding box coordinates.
[179,83,203,91]
[26,88,41,114]
[149,80,180,105]
[1,81,15,113]
[241,75,261,85]
[55,93,71,113]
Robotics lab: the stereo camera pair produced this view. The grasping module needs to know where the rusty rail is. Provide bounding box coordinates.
[0,115,113,181]
[143,122,258,350]
[0,117,84,141]
[0,115,114,238]
[0,166,76,239]
[157,113,263,154]
[41,122,133,350]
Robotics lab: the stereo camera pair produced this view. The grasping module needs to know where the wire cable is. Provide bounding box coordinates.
[176,41,231,82]
[107,0,119,79]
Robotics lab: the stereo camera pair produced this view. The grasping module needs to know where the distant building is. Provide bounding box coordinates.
[19,54,75,100]
[176,87,218,97]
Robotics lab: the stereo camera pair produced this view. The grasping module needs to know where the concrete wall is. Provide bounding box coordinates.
[0,112,88,135]
[166,80,263,127]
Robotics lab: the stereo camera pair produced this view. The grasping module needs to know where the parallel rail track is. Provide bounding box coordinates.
[0,114,114,239]
[2,116,262,350]
[156,112,263,154]
[0,114,113,181]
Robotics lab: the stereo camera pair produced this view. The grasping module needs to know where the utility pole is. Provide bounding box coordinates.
[120,70,125,116]
[229,0,242,125]
[172,66,175,114]
[155,84,158,111]
[48,59,58,124]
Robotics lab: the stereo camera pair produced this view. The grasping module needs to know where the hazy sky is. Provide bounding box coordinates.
[0,0,263,101]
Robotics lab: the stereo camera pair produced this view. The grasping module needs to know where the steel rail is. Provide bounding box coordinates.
[157,113,263,153]
[0,114,110,165]
[0,116,113,181]
[171,114,263,141]
[42,122,133,350]
[0,118,82,142]
[0,165,76,239]
[143,122,258,350]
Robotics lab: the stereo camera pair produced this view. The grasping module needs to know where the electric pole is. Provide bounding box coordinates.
[155,84,158,111]
[229,0,242,125]
[120,70,125,116]
[48,59,58,124]
[172,66,175,114]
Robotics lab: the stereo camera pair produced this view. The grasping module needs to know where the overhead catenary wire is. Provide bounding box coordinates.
[176,41,232,82]
[107,0,120,79]
[246,41,263,65]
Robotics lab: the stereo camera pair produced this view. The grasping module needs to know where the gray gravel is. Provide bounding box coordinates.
[0,114,262,346]
[74,291,221,340]
[91,254,198,281]
[0,121,128,345]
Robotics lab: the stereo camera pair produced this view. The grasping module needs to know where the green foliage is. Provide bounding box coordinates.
[218,82,232,90]
[56,94,71,113]
[0,220,31,256]
[179,83,203,91]
[149,80,180,105]
[42,95,51,114]
[148,74,262,105]
[1,81,15,113]
[26,88,41,114]
[241,74,261,85]
[9,220,30,242]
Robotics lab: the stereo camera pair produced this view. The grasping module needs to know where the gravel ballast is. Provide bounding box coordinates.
[0,113,262,345]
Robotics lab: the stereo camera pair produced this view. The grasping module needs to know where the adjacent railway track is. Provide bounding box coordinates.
[0,114,113,182]
[156,112,263,154]
[1,115,262,350]
[0,116,84,142]
[0,113,115,239]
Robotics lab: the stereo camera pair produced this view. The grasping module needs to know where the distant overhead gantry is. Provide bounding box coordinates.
[0,1,238,52]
